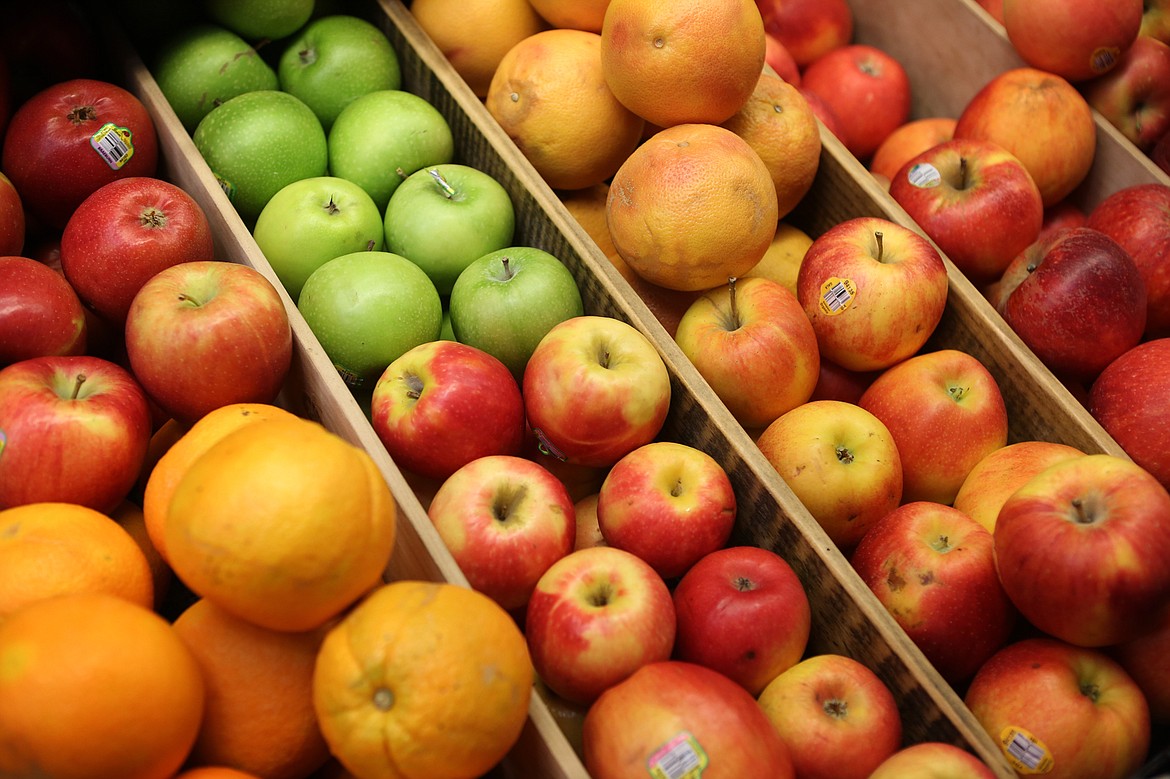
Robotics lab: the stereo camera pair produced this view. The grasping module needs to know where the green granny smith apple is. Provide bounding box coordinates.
[204,0,314,41]
[298,250,443,391]
[153,24,279,132]
[253,176,385,301]
[193,90,328,226]
[449,246,584,379]
[328,89,455,212]
[278,15,402,132]
[383,164,516,296]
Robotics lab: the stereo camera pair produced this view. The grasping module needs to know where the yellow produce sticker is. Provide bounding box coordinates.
[89,122,134,170]
[647,731,708,779]
[818,277,856,316]
[999,726,1054,774]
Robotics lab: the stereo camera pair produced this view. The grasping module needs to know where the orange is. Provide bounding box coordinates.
[745,221,815,297]
[143,401,297,563]
[600,0,766,127]
[869,116,958,185]
[410,0,545,98]
[164,416,396,633]
[607,122,779,292]
[528,0,611,32]
[174,770,264,779]
[110,499,173,609]
[135,416,188,499]
[313,580,534,779]
[172,598,331,779]
[0,592,205,779]
[720,72,821,220]
[486,29,645,191]
[0,501,154,617]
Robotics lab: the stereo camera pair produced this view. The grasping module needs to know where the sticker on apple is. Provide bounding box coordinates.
[906,162,942,189]
[818,276,857,316]
[89,123,135,170]
[647,731,708,779]
[999,725,1054,775]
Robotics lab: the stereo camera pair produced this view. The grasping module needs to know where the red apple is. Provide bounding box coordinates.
[60,176,215,326]
[1155,128,1170,175]
[965,637,1151,779]
[674,275,820,430]
[522,315,671,469]
[0,355,152,512]
[996,226,1147,383]
[596,441,736,580]
[671,546,811,696]
[0,171,24,256]
[1082,35,1170,152]
[123,261,292,424]
[1002,0,1142,82]
[0,255,87,365]
[798,87,848,142]
[755,0,853,69]
[757,653,903,779]
[756,399,903,552]
[796,216,949,372]
[889,137,1044,285]
[573,492,606,551]
[974,0,1006,25]
[954,67,1097,207]
[868,116,957,185]
[858,348,1009,506]
[808,356,878,404]
[952,440,1087,533]
[995,454,1170,647]
[583,660,795,778]
[524,545,676,705]
[1039,199,1089,241]
[1085,182,1170,338]
[849,501,1017,686]
[1112,606,1170,724]
[0,0,101,106]
[764,33,800,86]
[0,78,159,229]
[427,454,575,612]
[800,44,911,160]
[1088,338,1170,490]
[370,340,526,481]
[868,742,998,779]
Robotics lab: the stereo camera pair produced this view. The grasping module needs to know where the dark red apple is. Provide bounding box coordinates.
[0,0,100,106]
[1,78,159,230]
[1081,34,1170,152]
[59,176,214,326]
[997,226,1147,383]
[1088,338,1170,491]
[756,0,853,68]
[0,255,87,365]
[0,171,23,257]
[1085,182,1170,338]
[1039,199,1088,242]
[1154,130,1170,175]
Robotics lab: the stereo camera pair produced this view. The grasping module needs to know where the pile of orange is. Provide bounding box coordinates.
[0,398,533,779]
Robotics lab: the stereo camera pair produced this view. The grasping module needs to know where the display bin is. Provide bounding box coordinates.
[105,0,1160,776]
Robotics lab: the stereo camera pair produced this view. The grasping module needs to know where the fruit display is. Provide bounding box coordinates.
[2,0,1169,777]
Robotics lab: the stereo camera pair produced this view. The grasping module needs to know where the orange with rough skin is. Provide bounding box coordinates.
[142,401,298,563]
[528,0,611,32]
[164,416,397,633]
[313,580,534,779]
[173,598,331,779]
[721,71,822,220]
[174,769,264,779]
[600,0,766,127]
[0,501,154,617]
[410,0,545,97]
[486,29,644,191]
[0,593,205,779]
[110,499,173,609]
[560,182,620,259]
[607,123,779,292]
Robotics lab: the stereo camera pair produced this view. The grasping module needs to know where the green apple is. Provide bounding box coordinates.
[253,176,385,301]
[204,0,314,41]
[193,90,328,226]
[448,246,584,379]
[297,250,443,391]
[153,24,279,132]
[328,89,455,212]
[278,15,402,132]
[440,309,456,341]
[383,163,516,296]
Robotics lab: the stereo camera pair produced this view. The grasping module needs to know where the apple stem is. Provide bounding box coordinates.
[727,276,740,328]
[325,196,340,216]
[598,347,611,369]
[499,256,516,281]
[874,231,885,262]
[177,293,201,307]
[1070,497,1096,525]
[958,156,969,190]
[71,373,87,400]
[428,168,457,199]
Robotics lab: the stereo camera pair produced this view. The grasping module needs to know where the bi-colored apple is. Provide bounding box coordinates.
[1002,0,1142,82]
[0,255,87,365]
[868,742,998,779]
[1088,338,1170,490]
[1082,34,1170,152]
[756,0,853,68]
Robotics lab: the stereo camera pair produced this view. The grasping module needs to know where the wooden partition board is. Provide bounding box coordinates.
[101,0,1162,774]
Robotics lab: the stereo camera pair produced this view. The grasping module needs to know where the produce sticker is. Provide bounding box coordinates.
[999,725,1055,774]
[89,122,135,170]
[818,276,857,316]
[906,162,942,189]
[646,731,708,779]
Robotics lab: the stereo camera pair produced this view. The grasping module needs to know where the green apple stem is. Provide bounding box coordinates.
[498,256,517,281]
[177,293,202,307]
[71,373,87,399]
[428,168,457,199]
